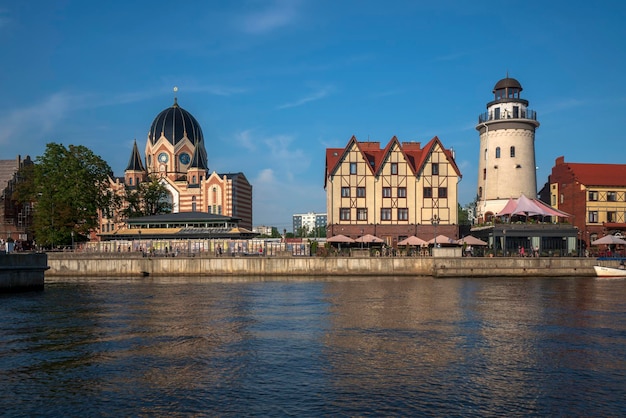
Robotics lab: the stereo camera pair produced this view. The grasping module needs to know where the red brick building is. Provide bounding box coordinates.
[542,156,626,250]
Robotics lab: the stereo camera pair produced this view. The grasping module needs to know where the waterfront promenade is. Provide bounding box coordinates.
[46,252,601,278]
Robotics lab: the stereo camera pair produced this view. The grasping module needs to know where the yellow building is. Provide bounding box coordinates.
[100,98,253,238]
[325,135,462,246]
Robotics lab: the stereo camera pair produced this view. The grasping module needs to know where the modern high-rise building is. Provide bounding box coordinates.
[292,212,327,235]
[475,76,540,223]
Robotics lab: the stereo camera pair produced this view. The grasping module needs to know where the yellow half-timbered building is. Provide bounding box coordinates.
[325,135,462,247]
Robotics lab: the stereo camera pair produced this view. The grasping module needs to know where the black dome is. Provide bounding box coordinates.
[148,99,204,146]
[493,77,523,93]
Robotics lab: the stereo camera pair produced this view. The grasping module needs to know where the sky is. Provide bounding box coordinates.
[1,1,625,231]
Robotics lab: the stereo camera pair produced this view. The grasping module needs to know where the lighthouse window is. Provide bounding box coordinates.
[513,106,519,118]
[495,147,501,158]
[510,146,516,158]
[494,108,500,120]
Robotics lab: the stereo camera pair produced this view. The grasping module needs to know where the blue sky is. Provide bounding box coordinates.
[1,1,625,231]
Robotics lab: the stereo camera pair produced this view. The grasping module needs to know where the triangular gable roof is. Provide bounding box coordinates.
[325,136,378,188]
[325,135,462,189]
[408,136,462,178]
[562,161,626,187]
[374,136,418,176]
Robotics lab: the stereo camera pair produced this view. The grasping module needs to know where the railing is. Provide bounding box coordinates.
[478,109,537,124]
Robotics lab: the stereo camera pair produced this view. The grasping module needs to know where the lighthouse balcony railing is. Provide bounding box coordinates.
[478,109,537,124]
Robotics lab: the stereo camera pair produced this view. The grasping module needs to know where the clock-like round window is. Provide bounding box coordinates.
[158,152,169,163]
[179,152,190,165]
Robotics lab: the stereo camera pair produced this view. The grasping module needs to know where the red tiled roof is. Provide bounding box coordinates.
[561,161,626,187]
[324,135,462,189]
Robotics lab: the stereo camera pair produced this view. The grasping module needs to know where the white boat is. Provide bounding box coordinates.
[593,265,626,278]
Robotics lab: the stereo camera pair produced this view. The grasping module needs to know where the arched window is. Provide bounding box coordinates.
[510,146,516,157]
[192,196,197,212]
[495,147,501,159]
[129,177,133,186]
[478,186,483,198]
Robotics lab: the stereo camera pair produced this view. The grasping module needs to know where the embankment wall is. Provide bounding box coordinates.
[46,253,601,278]
[0,253,48,291]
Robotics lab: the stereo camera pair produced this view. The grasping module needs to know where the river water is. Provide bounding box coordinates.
[1,276,625,417]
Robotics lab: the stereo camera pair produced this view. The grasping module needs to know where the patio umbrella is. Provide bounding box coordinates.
[355,234,384,244]
[457,235,488,246]
[427,234,455,245]
[591,235,626,245]
[398,236,428,246]
[327,234,355,243]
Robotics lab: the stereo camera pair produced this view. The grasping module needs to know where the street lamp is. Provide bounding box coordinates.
[503,229,506,257]
[431,215,439,255]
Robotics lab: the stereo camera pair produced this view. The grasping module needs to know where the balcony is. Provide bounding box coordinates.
[478,109,537,124]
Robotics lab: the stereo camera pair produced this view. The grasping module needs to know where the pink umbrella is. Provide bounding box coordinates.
[355,234,384,244]
[327,234,355,243]
[398,236,428,246]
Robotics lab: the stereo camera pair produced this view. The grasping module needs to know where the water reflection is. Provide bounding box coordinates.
[1,277,624,416]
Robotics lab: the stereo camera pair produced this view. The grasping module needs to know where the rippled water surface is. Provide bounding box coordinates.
[1,276,625,416]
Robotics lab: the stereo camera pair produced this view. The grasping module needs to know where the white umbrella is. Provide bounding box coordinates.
[591,235,626,245]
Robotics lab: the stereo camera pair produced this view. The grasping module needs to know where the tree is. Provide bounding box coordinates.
[31,143,115,248]
[142,176,172,216]
[122,175,172,218]
[458,203,470,225]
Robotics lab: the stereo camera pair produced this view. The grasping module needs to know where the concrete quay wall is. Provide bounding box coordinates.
[0,253,48,291]
[46,253,599,278]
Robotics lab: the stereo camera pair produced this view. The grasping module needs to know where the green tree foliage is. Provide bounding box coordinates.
[308,226,326,238]
[32,143,115,247]
[122,175,172,218]
[458,203,470,225]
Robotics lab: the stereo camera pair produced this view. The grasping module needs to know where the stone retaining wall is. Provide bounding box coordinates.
[0,253,48,291]
[46,253,600,278]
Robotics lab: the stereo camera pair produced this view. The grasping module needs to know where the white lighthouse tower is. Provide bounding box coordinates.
[475,76,540,222]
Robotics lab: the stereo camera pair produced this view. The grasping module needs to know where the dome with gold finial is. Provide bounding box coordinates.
[148,96,204,147]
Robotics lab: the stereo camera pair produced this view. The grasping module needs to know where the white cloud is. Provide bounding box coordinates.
[277,86,331,109]
[252,167,325,227]
[234,129,258,152]
[238,0,300,34]
[0,93,71,146]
